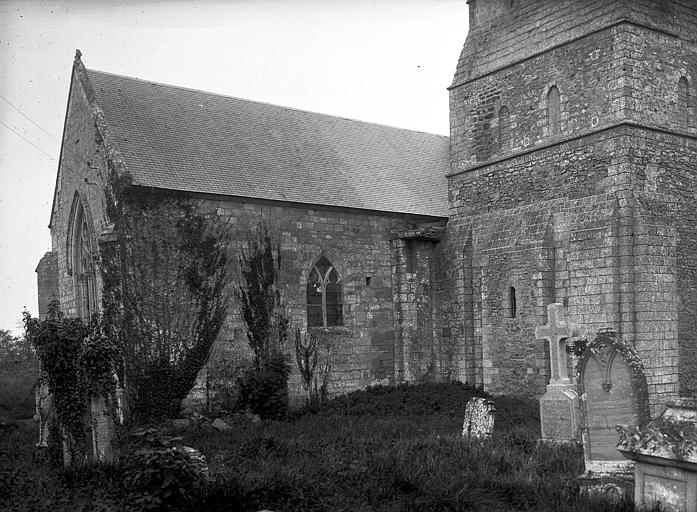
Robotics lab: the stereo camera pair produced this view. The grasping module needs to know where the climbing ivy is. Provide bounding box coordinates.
[101,188,231,422]
[23,302,117,465]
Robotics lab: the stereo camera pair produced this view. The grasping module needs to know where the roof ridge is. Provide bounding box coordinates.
[86,67,450,139]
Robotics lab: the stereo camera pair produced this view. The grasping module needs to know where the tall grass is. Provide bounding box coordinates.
[1,383,651,511]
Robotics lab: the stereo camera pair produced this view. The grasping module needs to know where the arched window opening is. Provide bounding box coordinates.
[678,77,690,127]
[498,106,510,151]
[547,86,560,136]
[307,256,343,327]
[70,199,98,320]
[509,287,517,318]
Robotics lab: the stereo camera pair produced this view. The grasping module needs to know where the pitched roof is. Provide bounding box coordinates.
[86,69,450,217]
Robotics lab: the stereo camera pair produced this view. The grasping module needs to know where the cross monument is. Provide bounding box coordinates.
[535,302,582,442]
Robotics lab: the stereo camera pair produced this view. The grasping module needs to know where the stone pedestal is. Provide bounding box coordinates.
[540,383,581,441]
[535,303,581,442]
[619,398,697,512]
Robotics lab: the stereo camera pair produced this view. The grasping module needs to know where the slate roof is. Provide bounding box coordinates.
[87,69,450,217]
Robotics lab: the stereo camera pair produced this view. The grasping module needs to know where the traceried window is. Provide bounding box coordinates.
[68,197,98,321]
[547,86,560,136]
[307,256,343,327]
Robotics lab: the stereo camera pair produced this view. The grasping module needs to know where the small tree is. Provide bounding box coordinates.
[236,224,289,368]
[294,327,332,408]
[101,195,231,422]
[0,329,33,361]
[235,224,291,418]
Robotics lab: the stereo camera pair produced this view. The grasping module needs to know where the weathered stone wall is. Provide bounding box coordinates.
[194,198,444,397]
[628,128,697,398]
[451,24,622,168]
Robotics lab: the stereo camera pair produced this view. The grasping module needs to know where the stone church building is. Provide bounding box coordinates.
[38,0,697,410]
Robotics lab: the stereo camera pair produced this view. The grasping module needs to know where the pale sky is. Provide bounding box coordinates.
[0,0,468,335]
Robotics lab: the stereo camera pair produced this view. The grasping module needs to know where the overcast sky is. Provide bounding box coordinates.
[0,0,468,335]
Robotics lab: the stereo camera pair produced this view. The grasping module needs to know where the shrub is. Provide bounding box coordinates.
[122,427,206,511]
[237,353,291,420]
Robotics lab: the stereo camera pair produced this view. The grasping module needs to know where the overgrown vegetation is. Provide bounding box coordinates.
[23,303,117,466]
[235,224,291,419]
[1,382,658,511]
[101,193,231,422]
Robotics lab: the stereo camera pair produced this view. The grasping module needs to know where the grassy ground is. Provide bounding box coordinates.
[0,383,646,511]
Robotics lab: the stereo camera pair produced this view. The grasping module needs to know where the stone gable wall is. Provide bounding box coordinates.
[51,68,112,319]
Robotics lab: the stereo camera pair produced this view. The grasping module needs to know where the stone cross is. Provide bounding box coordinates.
[535,303,577,384]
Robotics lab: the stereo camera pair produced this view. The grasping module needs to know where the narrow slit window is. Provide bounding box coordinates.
[499,106,510,151]
[678,77,690,127]
[547,86,560,136]
[509,287,517,318]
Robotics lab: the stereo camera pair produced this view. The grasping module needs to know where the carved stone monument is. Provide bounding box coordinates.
[462,397,495,439]
[577,328,651,498]
[535,303,581,442]
[618,398,697,512]
[90,395,115,462]
[35,380,53,448]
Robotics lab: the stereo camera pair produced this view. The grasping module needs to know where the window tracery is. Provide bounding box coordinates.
[307,256,343,328]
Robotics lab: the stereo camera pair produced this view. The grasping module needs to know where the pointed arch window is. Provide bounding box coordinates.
[678,76,690,127]
[547,86,560,136]
[68,197,98,320]
[498,106,510,151]
[307,256,343,327]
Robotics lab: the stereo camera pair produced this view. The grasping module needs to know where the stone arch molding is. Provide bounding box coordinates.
[66,191,96,276]
[578,328,651,427]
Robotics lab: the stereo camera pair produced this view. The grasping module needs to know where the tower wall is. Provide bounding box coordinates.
[446,0,697,408]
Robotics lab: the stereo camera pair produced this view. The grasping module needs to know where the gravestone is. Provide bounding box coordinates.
[175,445,210,481]
[535,303,581,442]
[462,397,495,439]
[618,398,697,512]
[577,328,651,497]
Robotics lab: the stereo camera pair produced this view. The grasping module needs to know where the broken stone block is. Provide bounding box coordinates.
[462,397,495,439]
[212,418,231,431]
